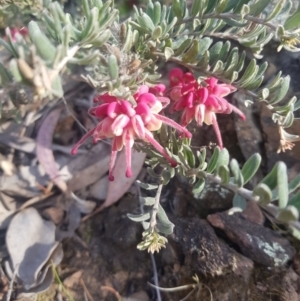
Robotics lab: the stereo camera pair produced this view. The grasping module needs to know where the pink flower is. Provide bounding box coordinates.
[6,27,28,42]
[169,68,245,148]
[72,85,192,180]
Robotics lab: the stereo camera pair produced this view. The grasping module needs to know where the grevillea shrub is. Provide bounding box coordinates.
[1,0,300,253]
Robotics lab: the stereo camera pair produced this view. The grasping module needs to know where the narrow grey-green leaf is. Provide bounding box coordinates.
[284,6,300,30]
[218,165,230,184]
[136,181,158,190]
[193,178,205,196]
[206,146,221,173]
[253,183,272,205]
[288,191,300,211]
[28,21,56,62]
[288,174,300,194]
[127,213,150,222]
[241,153,261,184]
[277,206,299,222]
[108,55,119,80]
[277,162,288,208]
[153,2,161,26]
[140,196,156,206]
[230,159,244,187]
[158,204,174,229]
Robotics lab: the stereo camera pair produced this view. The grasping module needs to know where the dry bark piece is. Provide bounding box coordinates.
[207,211,295,267]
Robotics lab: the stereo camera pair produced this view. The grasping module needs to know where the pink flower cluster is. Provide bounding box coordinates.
[7,27,28,42]
[72,85,191,180]
[169,68,245,148]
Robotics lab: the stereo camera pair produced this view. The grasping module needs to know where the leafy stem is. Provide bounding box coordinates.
[150,182,164,231]
[180,12,278,32]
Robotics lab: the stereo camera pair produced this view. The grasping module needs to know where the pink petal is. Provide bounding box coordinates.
[108,149,118,181]
[211,114,223,149]
[145,114,162,131]
[137,93,157,105]
[153,113,192,138]
[71,128,95,155]
[99,93,118,103]
[229,104,246,120]
[156,96,170,108]
[107,101,121,119]
[197,87,208,104]
[125,131,133,178]
[149,84,166,96]
[120,101,136,117]
[135,102,152,124]
[194,104,205,126]
[169,68,184,86]
[88,103,109,118]
[134,85,149,99]
[131,115,145,138]
[111,114,130,136]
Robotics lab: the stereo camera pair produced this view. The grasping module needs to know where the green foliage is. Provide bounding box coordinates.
[1,0,300,250]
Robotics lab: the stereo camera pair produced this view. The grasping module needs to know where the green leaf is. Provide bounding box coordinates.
[209,41,223,65]
[136,181,158,190]
[191,0,202,17]
[206,146,221,173]
[138,12,155,32]
[266,0,286,22]
[241,153,261,184]
[108,55,119,80]
[174,38,192,56]
[215,0,229,14]
[288,174,300,194]
[0,63,13,84]
[249,0,270,15]
[172,0,183,19]
[127,212,150,222]
[277,206,299,222]
[268,76,290,105]
[153,2,161,26]
[233,194,247,210]
[157,204,175,230]
[193,178,205,195]
[51,75,64,97]
[182,40,200,63]
[28,21,56,63]
[164,47,174,61]
[140,196,156,206]
[288,191,300,210]
[218,165,230,184]
[230,159,244,187]
[277,162,288,208]
[253,183,272,205]
[183,145,195,168]
[284,6,300,30]
[216,148,230,169]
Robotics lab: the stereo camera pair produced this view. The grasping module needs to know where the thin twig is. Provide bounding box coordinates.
[5,264,17,301]
[137,181,162,301]
[80,278,95,301]
[100,286,121,301]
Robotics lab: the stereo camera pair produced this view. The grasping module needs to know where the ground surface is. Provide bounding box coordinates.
[1,43,300,301]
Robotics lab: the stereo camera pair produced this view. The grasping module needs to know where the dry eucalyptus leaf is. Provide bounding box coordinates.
[104,150,146,209]
[71,192,96,214]
[36,108,67,192]
[67,143,111,191]
[89,175,109,200]
[55,203,81,241]
[0,201,15,229]
[6,207,58,288]
[0,133,85,155]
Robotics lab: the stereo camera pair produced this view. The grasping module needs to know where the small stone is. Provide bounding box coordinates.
[241,200,265,225]
[207,212,295,267]
[170,218,253,276]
